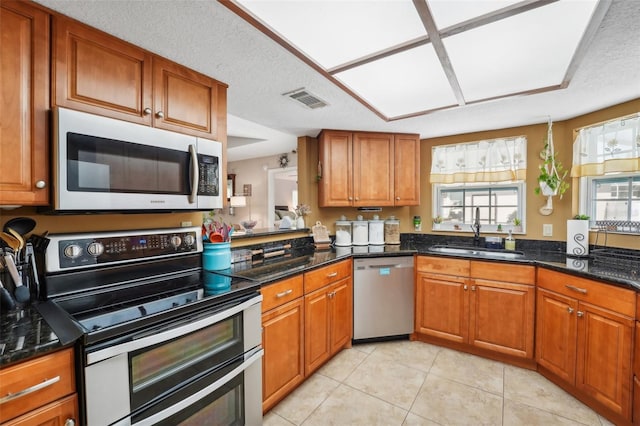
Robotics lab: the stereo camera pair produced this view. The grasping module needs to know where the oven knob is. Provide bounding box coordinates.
[63,244,83,259]
[170,235,182,248]
[183,234,195,247]
[87,242,105,257]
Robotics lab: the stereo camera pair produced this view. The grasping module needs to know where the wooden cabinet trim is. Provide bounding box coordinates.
[261,275,304,312]
[416,256,470,276]
[303,259,352,294]
[470,261,535,285]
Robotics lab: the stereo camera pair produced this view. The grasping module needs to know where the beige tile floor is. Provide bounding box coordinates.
[263,340,617,426]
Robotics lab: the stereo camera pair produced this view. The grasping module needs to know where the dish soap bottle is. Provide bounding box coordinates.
[505,230,516,251]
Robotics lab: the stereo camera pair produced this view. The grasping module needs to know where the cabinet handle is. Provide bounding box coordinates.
[65,419,76,426]
[396,196,400,200]
[463,285,468,290]
[567,307,574,314]
[348,197,353,201]
[565,284,587,294]
[327,272,338,278]
[35,180,46,189]
[143,107,152,115]
[577,311,584,318]
[276,289,293,298]
[0,376,60,404]
[471,285,476,291]
[156,110,165,118]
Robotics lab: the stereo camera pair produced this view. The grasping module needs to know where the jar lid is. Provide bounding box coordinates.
[336,220,351,225]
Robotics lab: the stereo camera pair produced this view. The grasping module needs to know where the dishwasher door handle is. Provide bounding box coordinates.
[367,264,409,269]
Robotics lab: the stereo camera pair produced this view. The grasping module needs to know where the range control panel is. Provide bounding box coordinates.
[45,227,201,272]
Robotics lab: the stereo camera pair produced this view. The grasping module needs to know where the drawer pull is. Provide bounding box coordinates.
[0,376,60,404]
[565,284,588,294]
[276,289,293,298]
[327,272,338,278]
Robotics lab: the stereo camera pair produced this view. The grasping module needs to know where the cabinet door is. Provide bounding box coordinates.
[53,16,153,125]
[0,1,49,205]
[353,132,394,207]
[304,289,331,375]
[576,302,633,418]
[262,298,304,412]
[536,288,578,384]
[393,134,420,206]
[152,57,223,139]
[318,131,352,207]
[329,278,353,354]
[415,272,468,343]
[469,279,535,358]
[4,394,77,426]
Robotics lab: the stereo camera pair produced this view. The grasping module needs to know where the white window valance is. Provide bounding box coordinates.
[571,114,640,178]
[430,136,527,184]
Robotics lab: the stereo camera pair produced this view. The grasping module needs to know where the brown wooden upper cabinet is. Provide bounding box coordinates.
[53,16,227,140]
[318,130,420,207]
[0,1,50,206]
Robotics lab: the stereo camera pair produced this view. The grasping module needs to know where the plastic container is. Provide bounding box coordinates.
[384,216,400,245]
[413,216,422,232]
[352,215,368,246]
[203,242,231,271]
[368,215,385,245]
[335,217,352,246]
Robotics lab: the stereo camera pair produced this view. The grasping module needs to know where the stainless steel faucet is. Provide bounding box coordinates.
[471,207,481,246]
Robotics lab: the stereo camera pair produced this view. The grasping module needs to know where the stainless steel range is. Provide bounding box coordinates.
[37,227,262,426]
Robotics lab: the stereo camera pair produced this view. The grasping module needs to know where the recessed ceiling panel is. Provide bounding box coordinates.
[427,0,520,29]
[334,45,457,118]
[237,0,426,69]
[444,1,598,102]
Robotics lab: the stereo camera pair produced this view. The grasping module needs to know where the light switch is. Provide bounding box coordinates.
[543,224,553,237]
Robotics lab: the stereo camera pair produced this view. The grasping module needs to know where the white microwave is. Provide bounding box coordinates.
[51,107,223,213]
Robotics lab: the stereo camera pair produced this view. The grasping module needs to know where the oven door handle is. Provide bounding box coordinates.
[120,347,263,426]
[87,294,262,365]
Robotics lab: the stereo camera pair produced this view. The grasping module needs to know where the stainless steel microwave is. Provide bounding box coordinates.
[52,107,223,212]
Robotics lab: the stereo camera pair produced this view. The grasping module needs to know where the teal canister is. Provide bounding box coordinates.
[203,242,231,271]
[204,269,232,294]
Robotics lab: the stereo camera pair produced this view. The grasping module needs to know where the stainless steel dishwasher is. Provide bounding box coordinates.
[353,256,414,342]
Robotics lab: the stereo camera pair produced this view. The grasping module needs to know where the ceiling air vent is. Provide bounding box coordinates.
[283,88,328,109]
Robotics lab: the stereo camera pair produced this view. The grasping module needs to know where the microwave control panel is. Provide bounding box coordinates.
[198,154,219,195]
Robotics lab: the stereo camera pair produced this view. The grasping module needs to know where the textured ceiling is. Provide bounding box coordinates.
[35,0,640,162]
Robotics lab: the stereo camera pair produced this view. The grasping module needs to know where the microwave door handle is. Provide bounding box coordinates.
[188,144,199,204]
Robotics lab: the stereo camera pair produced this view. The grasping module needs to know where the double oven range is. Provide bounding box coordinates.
[37,227,262,426]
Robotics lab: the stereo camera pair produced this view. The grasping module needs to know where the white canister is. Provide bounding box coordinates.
[352,216,368,246]
[567,219,589,257]
[335,219,352,246]
[368,219,385,245]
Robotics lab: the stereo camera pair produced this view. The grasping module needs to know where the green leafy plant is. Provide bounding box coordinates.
[534,143,569,199]
[573,214,590,220]
[513,217,522,226]
[432,215,443,224]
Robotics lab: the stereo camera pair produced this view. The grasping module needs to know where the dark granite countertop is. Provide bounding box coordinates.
[0,305,64,368]
[2,234,637,369]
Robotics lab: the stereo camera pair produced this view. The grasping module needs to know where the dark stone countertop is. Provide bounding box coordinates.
[2,235,638,369]
[0,305,64,368]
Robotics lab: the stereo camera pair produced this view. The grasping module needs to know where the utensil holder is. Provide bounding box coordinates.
[203,242,231,271]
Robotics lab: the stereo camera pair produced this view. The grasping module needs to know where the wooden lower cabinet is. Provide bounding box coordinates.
[537,269,635,422]
[261,298,304,412]
[304,277,353,376]
[415,257,535,360]
[3,394,77,426]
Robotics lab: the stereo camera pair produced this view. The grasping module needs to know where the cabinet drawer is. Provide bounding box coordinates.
[416,256,469,276]
[304,259,352,294]
[0,348,75,423]
[537,268,635,317]
[470,261,535,285]
[261,275,304,312]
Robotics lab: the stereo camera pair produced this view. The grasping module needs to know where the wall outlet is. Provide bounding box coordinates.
[543,224,553,237]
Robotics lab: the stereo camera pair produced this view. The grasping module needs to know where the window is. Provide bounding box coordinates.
[434,183,525,233]
[572,113,640,234]
[584,174,640,233]
[431,136,527,233]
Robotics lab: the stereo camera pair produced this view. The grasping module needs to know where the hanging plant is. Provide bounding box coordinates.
[535,119,569,198]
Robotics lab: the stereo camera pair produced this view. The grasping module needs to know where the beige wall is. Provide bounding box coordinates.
[298,98,640,250]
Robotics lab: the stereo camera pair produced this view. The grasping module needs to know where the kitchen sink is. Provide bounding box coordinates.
[428,245,526,260]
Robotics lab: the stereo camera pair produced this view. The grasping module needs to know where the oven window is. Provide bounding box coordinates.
[130,312,243,410]
[67,132,189,194]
